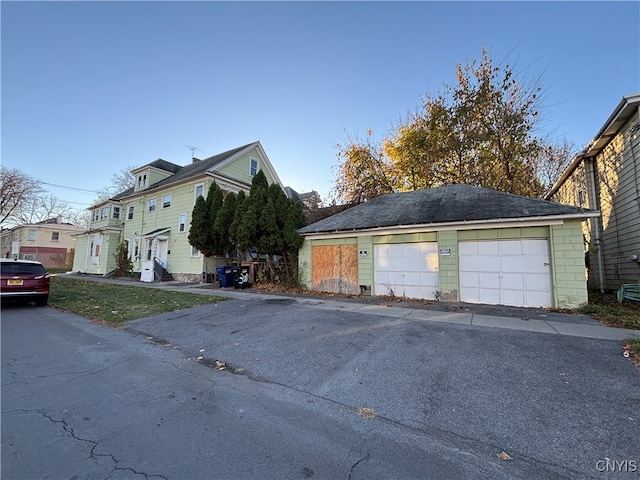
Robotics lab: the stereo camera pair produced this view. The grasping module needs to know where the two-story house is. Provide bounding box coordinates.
[1,218,84,268]
[547,93,640,292]
[71,141,288,282]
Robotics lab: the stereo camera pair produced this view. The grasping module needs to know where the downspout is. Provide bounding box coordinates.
[586,157,605,293]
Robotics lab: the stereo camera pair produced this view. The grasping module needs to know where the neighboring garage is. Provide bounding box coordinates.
[298,185,600,309]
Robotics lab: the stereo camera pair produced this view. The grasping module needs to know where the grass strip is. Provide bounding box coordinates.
[50,276,226,323]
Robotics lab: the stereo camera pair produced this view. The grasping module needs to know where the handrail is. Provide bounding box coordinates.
[153,257,163,282]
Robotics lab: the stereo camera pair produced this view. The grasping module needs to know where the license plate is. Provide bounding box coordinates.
[8,279,23,286]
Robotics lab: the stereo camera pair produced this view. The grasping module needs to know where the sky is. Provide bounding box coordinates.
[2,1,639,212]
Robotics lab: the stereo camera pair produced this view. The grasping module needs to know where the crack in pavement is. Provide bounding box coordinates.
[347,452,370,480]
[20,409,168,480]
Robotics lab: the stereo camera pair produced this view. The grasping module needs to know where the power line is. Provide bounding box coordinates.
[37,181,98,195]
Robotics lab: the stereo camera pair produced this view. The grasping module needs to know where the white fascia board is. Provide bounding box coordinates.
[301,213,600,240]
[210,141,286,191]
[206,172,251,193]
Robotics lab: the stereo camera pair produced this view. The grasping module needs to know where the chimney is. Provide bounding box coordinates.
[192,157,201,163]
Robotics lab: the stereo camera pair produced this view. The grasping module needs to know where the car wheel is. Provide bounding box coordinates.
[35,296,48,307]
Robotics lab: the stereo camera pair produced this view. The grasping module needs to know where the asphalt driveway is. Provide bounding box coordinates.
[126,295,640,479]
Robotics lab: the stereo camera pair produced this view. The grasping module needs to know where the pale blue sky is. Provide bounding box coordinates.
[2,1,639,209]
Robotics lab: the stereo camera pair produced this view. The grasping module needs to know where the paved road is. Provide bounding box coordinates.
[2,297,639,479]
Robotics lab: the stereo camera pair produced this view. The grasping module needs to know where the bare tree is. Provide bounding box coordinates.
[95,165,136,202]
[1,167,44,225]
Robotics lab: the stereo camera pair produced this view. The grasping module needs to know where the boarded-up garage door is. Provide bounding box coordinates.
[374,243,439,299]
[312,244,359,294]
[459,239,552,307]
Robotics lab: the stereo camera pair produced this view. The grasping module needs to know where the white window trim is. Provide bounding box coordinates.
[112,205,121,219]
[194,183,204,203]
[127,204,134,220]
[148,198,157,212]
[178,213,187,233]
[190,245,200,258]
[250,157,259,176]
[162,193,172,209]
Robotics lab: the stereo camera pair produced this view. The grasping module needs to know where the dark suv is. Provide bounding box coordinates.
[0,259,50,306]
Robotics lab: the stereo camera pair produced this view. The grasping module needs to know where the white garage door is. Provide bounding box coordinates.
[459,239,552,307]
[374,243,439,299]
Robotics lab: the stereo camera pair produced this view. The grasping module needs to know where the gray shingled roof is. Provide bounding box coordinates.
[299,184,598,234]
[111,143,256,200]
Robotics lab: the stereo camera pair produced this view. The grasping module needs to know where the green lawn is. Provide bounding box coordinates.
[50,276,226,323]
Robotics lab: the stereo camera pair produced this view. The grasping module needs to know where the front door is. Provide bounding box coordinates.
[156,238,169,268]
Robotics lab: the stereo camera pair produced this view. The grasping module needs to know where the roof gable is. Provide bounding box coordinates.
[299,184,598,234]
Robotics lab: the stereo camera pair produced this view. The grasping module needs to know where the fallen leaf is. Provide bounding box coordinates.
[497,451,512,461]
[357,407,376,419]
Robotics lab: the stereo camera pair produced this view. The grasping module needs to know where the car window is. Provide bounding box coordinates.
[0,263,46,275]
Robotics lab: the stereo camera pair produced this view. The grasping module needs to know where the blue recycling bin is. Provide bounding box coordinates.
[216,265,234,288]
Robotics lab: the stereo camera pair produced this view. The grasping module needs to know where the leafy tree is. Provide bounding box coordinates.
[333,46,554,201]
[188,182,223,255]
[214,191,238,259]
[332,132,394,204]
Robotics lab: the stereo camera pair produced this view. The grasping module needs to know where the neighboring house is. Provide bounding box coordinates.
[298,184,598,309]
[1,218,84,268]
[72,142,288,282]
[547,93,640,292]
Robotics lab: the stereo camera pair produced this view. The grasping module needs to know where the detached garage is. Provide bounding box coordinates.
[298,185,599,309]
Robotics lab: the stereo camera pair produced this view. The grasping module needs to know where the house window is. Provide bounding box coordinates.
[133,238,140,260]
[27,230,36,241]
[190,245,200,257]
[112,206,121,219]
[93,210,100,222]
[194,183,204,202]
[137,174,147,188]
[250,158,259,176]
[178,213,187,233]
[162,194,172,209]
[127,205,134,220]
[51,232,60,241]
[148,198,156,212]
[22,254,36,261]
[101,206,109,219]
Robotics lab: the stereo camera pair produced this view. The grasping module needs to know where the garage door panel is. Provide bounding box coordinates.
[472,256,501,272]
[459,242,478,255]
[479,272,501,287]
[478,242,500,255]
[525,290,552,307]
[523,239,550,255]
[525,273,551,290]
[459,239,551,308]
[501,289,525,306]
[460,271,480,287]
[500,273,523,289]
[479,288,501,305]
[499,240,523,255]
[374,243,438,300]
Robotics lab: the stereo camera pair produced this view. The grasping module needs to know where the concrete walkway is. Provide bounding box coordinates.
[59,274,640,341]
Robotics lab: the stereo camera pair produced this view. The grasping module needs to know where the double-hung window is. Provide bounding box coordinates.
[162,194,171,209]
[148,198,156,212]
[112,206,121,220]
[178,213,187,233]
[250,158,259,176]
[127,205,134,220]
